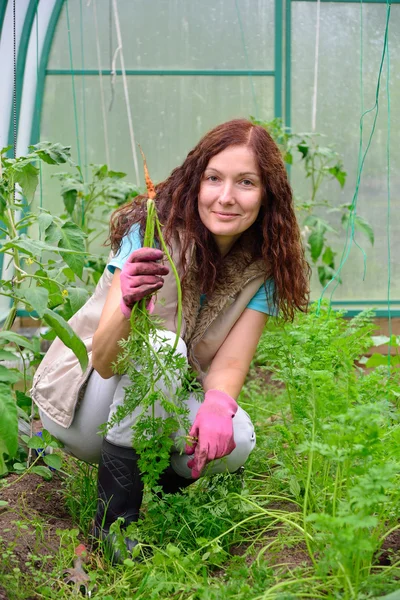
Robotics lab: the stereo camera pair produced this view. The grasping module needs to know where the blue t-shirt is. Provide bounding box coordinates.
[107,224,278,316]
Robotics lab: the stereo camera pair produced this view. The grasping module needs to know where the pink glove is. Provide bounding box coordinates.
[119,247,169,318]
[185,389,238,479]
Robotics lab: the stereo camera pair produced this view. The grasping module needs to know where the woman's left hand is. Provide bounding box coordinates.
[185,389,238,478]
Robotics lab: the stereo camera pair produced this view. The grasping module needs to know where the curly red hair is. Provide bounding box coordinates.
[109,119,310,321]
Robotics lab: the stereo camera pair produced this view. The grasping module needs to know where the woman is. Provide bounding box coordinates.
[32,119,309,557]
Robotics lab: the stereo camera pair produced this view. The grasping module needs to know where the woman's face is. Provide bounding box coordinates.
[198,145,263,256]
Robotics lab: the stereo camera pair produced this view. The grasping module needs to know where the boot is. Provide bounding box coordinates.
[157,464,195,495]
[93,439,143,563]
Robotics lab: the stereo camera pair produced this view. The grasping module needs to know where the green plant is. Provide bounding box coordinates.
[61,456,98,537]
[0,143,90,474]
[359,334,400,368]
[105,153,201,489]
[251,117,374,287]
[255,305,400,597]
[54,163,139,286]
[1,428,64,485]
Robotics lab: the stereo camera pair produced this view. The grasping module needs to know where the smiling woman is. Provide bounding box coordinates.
[32,118,310,562]
[198,145,263,256]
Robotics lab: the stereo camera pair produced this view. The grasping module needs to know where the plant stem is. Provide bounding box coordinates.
[155,218,182,350]
[302,378,318,568]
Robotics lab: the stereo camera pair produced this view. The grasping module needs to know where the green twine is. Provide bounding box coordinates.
[317,3,391,312]
[234,0,259,120]
[65,0,82,171]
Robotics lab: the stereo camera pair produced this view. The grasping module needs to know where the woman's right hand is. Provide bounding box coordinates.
[120,248,169,318]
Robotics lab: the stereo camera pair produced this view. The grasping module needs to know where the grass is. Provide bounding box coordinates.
[1,307,400,599]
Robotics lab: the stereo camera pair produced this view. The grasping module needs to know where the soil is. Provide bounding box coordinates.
[378,528,400,566]
[0,471,76,598]
[2,430,400,598]
[251,366,285,391]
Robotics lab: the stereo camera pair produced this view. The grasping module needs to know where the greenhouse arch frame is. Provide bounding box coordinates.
[0,0,398,318]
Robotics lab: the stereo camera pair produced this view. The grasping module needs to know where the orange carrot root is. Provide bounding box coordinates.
[138,145,156,199]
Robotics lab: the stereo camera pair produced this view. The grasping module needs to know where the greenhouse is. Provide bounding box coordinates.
[0,0,399,598]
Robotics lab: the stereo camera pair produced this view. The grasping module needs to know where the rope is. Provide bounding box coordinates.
[311,0,320,131]
[109,43,120,113]
[92,0,111,167]
[35,0,43,209]
[385,6,391,369]
[317,3,391,309]
[111,0,140,185]
[13,0,17,162]
[79,0,88,183]
[65,0,82,170]
[234,0,259,120]
[109,0,113,108]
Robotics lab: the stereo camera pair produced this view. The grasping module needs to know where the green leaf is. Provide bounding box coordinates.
[123,558,136,567]
[366,354,400,368]
[0,383,18,475]
[1,237,87,259]
[308,230,324,262]
[283,151,293,165]
[31,465,53,480]
[30,142,72,165]
[62,267,76,282]
[40,329,57,342]
[15,287,49,317]
[304,216,336,234]
[94,164,108,180]
[13,463,26,472]
[328,164,347,188]
[44,222,63,246]
[13,162,38,202]
[43,454,62,470]
[0,500,9,506]
[0,331,35,352]
[0,366,22,384]
[66,287,90,315]
[41,308,88,372]
[341,213,374,245]
[354,215,374,245]
[27,436,46,450]
[108,170,126,179]
[297,141,309,158]
[16,391,32,410]
[37,212,54,239]
[58,222,87,278]
[0,190,7,217]
[322,246,335,267]
[0,349,18,361]
[62,187,78,214]
[318,265,339,287]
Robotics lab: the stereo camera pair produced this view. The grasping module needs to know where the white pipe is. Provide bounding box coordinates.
[111,0,140,185]
[311,0,321,132]
[0,0,30,149]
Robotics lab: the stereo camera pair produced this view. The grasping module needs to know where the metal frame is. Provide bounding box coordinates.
[0,0,37,287]
[30,0,63,145]
[0,0,7,37]
[45,68,276,77]
[285,0,292,128]
[297,0,399,3]
[1,0,397,317]
[275,0,283,118]
[6,0,37,151]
